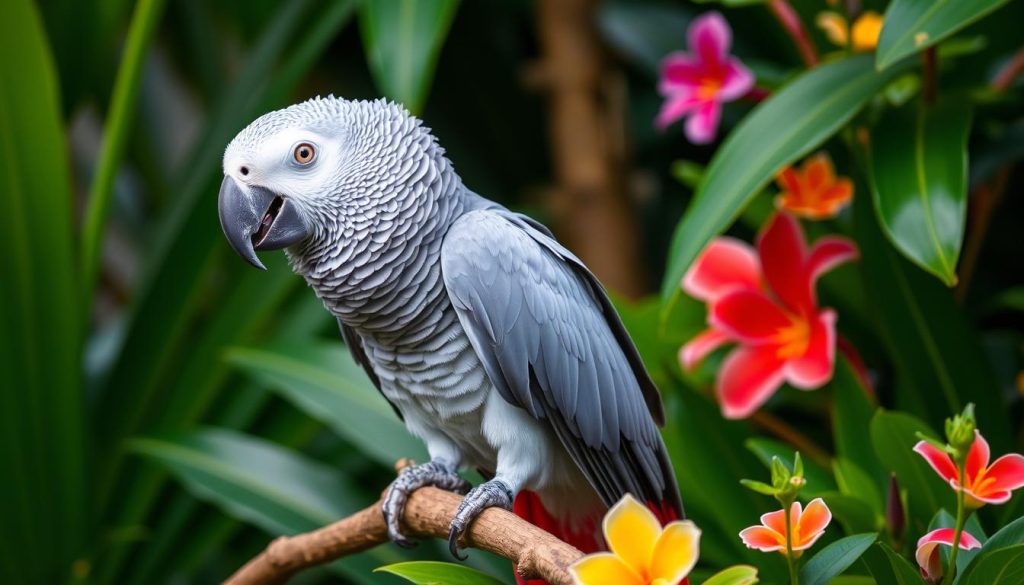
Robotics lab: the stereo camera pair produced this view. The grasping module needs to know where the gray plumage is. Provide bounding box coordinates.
[220,96,682,546]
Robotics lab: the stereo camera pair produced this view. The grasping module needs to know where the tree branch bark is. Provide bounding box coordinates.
[225,462,584,585]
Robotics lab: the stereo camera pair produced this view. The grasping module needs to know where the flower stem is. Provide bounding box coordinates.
[768,0,819,68]
[922,47,938,105]
[943,463,968,585]
[785,501,799,585]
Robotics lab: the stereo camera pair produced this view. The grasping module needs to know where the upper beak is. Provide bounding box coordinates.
[217,176,310,270]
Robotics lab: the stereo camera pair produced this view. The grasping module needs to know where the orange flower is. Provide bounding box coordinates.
[570,495,700,585]
[739,498,831,557]
[774,153,853,220]
[815,11,882,52]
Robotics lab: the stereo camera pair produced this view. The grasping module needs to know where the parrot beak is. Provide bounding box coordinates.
[218,176,310,270]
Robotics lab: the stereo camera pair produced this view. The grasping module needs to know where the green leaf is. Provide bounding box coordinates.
[869,410,954,528]
[876,0,1015,70]
[834,458,884,515]
[831,358,885,489]
[957,545,1024,585]
[227,341,428,465]
[870,99,971,285]
[701,565,760,585]
[131,428,398,582]
[979,516,1024,552]
[359,0,459,114]
[661,54,907,307]
[927,509,987,573]
[376,561,508,585]
[0,0,85,580]
[818,492,879,535]
[852,189,1011,450]
[800,533,878,585]
[861,542,926,585]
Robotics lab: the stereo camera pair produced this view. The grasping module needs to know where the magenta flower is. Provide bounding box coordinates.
[657,12,755,144]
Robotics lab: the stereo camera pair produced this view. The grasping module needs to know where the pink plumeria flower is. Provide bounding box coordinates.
[915,528,981,582]
[739,498,831,557]
[914,429,1024,508]
[657,12,754,144]
[680,213,858,419]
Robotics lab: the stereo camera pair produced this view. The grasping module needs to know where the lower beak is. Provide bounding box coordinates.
[217,176,310,270]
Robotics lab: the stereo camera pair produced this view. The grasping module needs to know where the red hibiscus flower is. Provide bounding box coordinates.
[680,213,858,419]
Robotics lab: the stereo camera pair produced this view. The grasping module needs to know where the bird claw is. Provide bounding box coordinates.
[447,479,514,561]
[383,461,470,548]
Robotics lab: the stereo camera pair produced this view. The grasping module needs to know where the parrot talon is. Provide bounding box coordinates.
[446,479,514,561]
[382,460,469,548]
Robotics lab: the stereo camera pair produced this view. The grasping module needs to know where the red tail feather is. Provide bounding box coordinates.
[511,492,679,585]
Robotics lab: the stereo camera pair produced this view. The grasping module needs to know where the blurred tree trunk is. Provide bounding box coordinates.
[534,0,646,299]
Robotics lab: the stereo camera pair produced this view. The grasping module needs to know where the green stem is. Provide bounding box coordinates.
[943,462,968,585]
[80,0,168,320]
[785,501,799,585]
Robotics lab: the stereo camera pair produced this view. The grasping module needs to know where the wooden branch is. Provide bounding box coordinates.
[225,462,584,585]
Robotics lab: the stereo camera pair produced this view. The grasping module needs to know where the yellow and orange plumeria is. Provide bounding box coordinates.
[738,498,832,557]
[774,153,854,220]
[816,10,883,52]
[569,494,700,585]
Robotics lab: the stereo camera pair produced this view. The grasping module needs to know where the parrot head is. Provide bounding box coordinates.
[218,96,438,270]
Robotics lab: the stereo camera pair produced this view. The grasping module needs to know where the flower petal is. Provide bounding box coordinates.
[717,58,755,101]
[794,498,831,548]
[739,526,786,552]
[806,237,858,291]
[680,328,731,371]
[602,494,661,578]
[965,430,991,481]
[685,99,722,144]
[717,345,788,419]
[650,520,701,584]
[983,453,1024,493]
[916,528,982,549]
[784,310,836,390]
[682,238,761,302]
[688,11,731,67]
[656,92,701,129]
[804,154,834,191]
[660,52,703,93]
[913,441,959,483]
[758,213,812,313]
[569,552,644,585]
[761,506,791,535]
[711,289,792,343]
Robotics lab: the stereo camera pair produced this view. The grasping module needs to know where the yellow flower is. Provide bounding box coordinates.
[851,11,883,51]
[815,10,883,52]
[569,495,700,585]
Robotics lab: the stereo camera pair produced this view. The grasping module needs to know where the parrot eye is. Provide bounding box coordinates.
[293,142,316,165]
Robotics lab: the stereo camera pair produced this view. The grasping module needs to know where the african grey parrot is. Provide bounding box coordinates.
[217,97,683,569]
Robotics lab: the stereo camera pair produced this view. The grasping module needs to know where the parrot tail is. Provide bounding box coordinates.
[512,491,683,585]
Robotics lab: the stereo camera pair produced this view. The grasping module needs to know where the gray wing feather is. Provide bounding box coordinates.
[441,209,682,516]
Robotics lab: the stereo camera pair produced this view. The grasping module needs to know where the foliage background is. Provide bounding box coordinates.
[2,0,1022,583]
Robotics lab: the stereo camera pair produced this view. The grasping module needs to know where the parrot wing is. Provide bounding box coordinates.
[338,319,404,420]
[441,208,682,518]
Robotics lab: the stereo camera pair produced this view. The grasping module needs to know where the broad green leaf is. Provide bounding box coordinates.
[831,358,884,486]
[131,428,399,582]
[376,561,508,585]
[876,0,1015,70]
[227,341,427,465]
[359,0,459,113]
[597,2,692,76]
[979,516,1024,552]
[0,0,85,580]
[870,99,971,285]
[745,438,837,497]
[861,542,926,585]
[800,533,878,585]
[702,565,760,585]
[957,545,1024,585]
[852,190,1011,448]
[834,458,884,515]
[818,492,879,535]
[869,410,954,529]
[661,55,906,307]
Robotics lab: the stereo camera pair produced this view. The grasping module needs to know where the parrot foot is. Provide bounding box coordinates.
[447,479,514,560]
[383,460,471,548]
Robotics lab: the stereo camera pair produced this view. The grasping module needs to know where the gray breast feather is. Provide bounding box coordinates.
[440,208,683,516]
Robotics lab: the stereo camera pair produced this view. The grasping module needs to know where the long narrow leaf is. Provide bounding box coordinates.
[0,0,85,580]
[876,0,1014,70]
